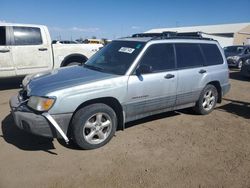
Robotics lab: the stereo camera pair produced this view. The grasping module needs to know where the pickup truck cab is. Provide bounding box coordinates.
[0,23,102,78]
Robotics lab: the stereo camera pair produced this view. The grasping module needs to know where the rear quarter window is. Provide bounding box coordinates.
[200,43,223,66]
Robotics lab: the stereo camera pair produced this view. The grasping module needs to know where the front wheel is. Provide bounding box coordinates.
[194,84,218,115]
[71,103,117,150]
[237,60,243,69]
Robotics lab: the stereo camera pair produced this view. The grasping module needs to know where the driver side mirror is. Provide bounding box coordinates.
[136,64,153,75]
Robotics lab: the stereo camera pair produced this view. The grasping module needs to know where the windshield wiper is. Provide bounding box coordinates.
[84,64,104,72]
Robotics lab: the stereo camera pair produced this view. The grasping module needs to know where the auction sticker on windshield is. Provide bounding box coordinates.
[119,47,135,54]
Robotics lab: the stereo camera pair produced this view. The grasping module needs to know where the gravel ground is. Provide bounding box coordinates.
[0,71,249,188]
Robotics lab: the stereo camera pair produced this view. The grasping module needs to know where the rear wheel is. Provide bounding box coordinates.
[71,103,117,150]
[66,62,81,66]
[194,84,218,115]
[63,56,88,67]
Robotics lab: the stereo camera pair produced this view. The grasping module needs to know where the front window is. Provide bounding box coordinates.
[84,40,145,75]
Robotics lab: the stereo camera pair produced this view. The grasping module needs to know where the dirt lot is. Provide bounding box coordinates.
[0,71,249,188]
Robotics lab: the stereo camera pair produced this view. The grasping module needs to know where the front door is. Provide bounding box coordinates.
[126,43,177,122]
[0,26,16,78]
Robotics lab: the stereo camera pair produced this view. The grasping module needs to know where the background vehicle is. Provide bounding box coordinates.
[240,59,250,77]
[0,23,103,78]
[224,45,250,69]
[10,32,230,150]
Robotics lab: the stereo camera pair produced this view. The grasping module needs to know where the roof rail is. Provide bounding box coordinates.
[132,32,177,38]
[131,31,214,40]
[175,32,203,38]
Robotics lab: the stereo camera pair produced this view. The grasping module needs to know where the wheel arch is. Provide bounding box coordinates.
[206,81,222,103]
[68,97,125,137]
[61,53,88,67]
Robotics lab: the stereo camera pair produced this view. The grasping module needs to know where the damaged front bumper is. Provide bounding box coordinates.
[9,94,71,143]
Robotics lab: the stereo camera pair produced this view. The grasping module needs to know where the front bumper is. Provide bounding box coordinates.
[9,95,72,139]
[221,83,231,97]
[227,59,238,67]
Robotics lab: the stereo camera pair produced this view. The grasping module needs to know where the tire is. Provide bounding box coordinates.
[194,84,218,115]
[66,62,81,66]
[237,60,243,69]
[63,56,88,67]
[71,103,117,150]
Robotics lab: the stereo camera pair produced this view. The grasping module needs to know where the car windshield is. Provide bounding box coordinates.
[84,40,145,75]
[224,46,244,53]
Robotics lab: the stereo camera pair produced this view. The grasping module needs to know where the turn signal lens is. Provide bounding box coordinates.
[28,96,56,111]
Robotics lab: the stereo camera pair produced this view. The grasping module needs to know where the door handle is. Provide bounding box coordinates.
[199,69,207,74]
[164,74,175,79]
[38,48,48,51]
[0,49,10,53]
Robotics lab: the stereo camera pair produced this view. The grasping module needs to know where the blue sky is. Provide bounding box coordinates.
[1,0,250,40]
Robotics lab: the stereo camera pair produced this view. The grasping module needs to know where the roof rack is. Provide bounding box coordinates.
[132,32,177,38]
[131,31,214,41]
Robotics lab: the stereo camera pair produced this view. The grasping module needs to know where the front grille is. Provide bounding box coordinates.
[227,59,235,64]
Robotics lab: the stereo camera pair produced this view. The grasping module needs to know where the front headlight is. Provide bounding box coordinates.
[231,56,240,61]
[28,96,56,112]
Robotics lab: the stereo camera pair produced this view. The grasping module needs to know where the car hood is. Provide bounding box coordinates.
[25,66,118,96]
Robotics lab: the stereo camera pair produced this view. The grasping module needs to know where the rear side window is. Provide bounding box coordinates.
[0,26,6,45]
[139,43,175,72]
[200,44,223,65]
[13,27,42,45]
[175,43,205,69]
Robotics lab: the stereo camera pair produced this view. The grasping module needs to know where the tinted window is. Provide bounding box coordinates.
[200,44,223,66]
[175,43,205,68]
[0,26,6,45]
[13,27,42,45]
[139,43,175,72]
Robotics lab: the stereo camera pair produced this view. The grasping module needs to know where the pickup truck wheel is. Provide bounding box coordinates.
[67,62,81,66]
[71,103,117,150]
[194,84,218,115]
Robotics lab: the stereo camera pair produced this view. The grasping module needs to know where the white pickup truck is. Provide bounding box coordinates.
[0,23,103,78]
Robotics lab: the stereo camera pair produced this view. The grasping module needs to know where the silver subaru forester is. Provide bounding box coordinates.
[10,32,230,150]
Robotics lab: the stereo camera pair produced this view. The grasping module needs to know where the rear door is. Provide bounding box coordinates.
[175,43,207,106]
[10,26,52,76]
[0,26,16,78]
[126,43,177,122]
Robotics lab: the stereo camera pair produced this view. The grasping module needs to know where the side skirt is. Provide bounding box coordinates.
[124,102,195,123]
